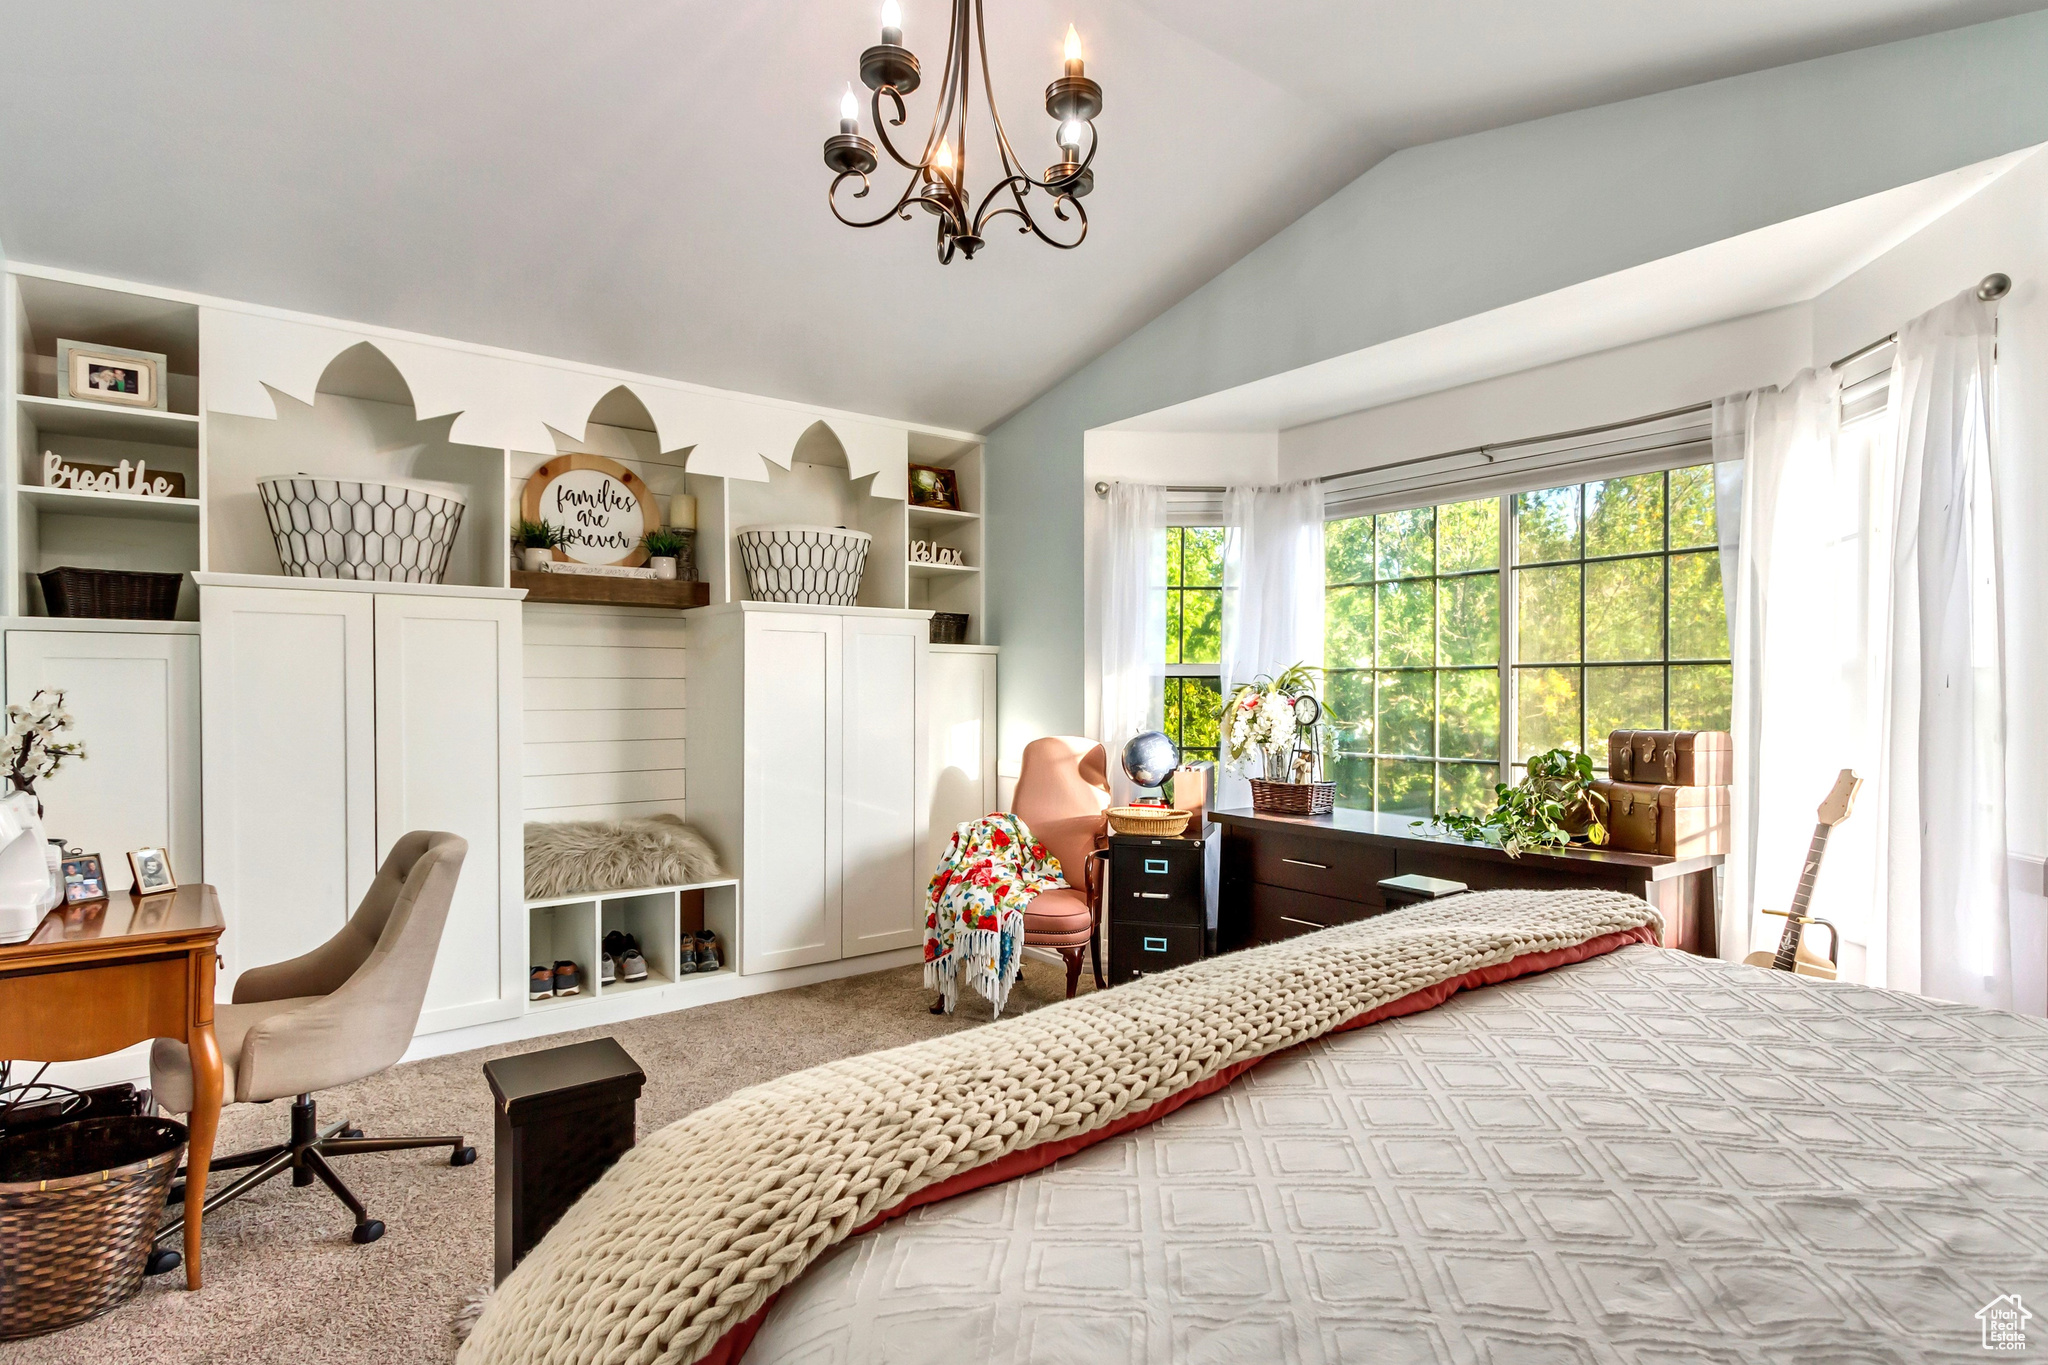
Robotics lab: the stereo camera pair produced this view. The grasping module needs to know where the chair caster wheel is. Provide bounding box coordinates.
[339,1124,364,1139]
[450,1145,477,1167]
[352,1220,385,1244]
[144,1247,183,1277]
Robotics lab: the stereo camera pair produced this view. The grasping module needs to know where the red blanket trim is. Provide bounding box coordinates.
[696,924,1656,1365]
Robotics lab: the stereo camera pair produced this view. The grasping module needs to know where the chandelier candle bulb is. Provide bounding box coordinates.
[881,0,902,46]
[839,84,859,135]
[1064,24,1084,77]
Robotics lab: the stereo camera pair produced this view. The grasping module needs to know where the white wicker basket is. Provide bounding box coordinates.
[257,476,467,584]
[734,525,872,605]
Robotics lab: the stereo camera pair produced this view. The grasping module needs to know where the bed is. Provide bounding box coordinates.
[460,893,2048,1365]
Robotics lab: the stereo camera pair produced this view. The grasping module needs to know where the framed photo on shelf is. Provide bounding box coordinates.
[128,847,178,895]
[908,464,960,511]
[56,340,169,411]
[62,853,109,905]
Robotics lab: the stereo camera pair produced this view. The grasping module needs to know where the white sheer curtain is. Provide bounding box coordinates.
[1220,481,1326,812]
[1878,290,2010,1009]
[1100,482,1168,806]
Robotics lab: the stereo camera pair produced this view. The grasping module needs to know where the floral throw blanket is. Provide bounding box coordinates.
[923,813,1065,1017]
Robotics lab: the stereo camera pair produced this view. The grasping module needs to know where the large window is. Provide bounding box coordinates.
[1323,464,1731,817]
[1162,525,1223,763]
[1324,500,1500,816]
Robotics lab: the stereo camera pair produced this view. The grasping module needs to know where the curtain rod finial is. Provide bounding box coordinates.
[1979,272,2012,301]
[1094,480,1110,496]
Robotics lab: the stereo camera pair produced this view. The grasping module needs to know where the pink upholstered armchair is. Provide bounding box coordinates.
[1012,735,1112,998]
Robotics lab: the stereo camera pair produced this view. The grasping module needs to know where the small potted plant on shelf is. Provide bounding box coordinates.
[1430,746,1608,858]
[512,519,567,572]
[640,528,690,581]
[1224,662,1336,816]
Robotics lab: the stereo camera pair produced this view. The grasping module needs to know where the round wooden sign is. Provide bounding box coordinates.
[521,454,660,566]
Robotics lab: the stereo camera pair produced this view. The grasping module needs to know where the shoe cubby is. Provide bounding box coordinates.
[526,898,600,1011]
[524,878,739,1014]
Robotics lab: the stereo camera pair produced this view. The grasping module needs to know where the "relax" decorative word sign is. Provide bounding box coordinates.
[43,450,188,500]
[520,453,660,567]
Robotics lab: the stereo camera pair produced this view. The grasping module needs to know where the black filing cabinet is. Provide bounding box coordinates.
[1107,835,1207,984]
[483,1036,645,1284]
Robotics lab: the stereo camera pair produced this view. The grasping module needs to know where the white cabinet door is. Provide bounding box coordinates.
[201,586,376,991]
[841,615,927,957]
[4,630,201,886]
[926,649,997,878]
[742,610,841,973]
[373,593,522,1033]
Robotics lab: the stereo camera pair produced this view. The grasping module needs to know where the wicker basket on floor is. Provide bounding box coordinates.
[1250,779,1335,816]
[0,1116,187,1340]
[38,567,184,620]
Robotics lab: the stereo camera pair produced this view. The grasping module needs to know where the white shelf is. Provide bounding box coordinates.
[17,395,200,447]
[523,876,738,911]
[21,485,200,523]
[908,504,978,525]
[908,560,979,575]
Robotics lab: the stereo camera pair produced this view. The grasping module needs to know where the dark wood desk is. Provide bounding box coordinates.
[1215,808,1719,956]
[0,886,223,1290]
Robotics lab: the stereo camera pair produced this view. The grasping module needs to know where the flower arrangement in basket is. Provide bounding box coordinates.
[1224,663,1335,816]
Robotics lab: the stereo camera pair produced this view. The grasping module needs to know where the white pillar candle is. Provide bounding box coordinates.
[668,492,698,530]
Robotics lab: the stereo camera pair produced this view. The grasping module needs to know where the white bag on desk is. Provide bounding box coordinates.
[0,790,60,943]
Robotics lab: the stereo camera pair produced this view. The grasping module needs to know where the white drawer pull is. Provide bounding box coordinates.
[1279,915,1325,929]
[1137,892,1170,900]
[1281,858,1330,870]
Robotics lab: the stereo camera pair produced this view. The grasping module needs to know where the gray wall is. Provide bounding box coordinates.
[986,9,2048,766]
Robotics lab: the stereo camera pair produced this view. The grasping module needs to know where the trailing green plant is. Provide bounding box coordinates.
[640,527,690,558]
[513,518,568,550]
[1430,746,1607,857]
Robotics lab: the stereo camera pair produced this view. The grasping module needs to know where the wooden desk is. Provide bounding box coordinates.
[0,885,223,1290]
[1215,808,1720,956]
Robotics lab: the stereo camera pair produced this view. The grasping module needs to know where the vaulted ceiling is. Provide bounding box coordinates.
[0,1,2038,432]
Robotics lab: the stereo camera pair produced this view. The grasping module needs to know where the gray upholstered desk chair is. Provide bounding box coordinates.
[152,831,476,1247]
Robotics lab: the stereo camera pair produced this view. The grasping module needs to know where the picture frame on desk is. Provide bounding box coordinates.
[62,853,108,905]
[129,847,177,895]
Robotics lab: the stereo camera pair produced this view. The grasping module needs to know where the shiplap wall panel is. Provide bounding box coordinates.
[523,604,688,826]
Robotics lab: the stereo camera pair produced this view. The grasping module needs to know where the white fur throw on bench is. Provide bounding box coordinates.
[458,889,1660,1365]
[523,814,723,901]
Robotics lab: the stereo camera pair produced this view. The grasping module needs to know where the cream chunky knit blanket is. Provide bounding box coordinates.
[459,889,1661,1365]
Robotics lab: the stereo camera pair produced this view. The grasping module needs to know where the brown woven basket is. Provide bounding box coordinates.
[1250,779,1336,816]
[929,612,969,645]
[0,1116,187,1340]
[1105,805,1193,837]
[38,567,183,621]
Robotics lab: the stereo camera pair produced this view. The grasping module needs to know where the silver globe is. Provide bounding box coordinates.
[1122,730,1182,790]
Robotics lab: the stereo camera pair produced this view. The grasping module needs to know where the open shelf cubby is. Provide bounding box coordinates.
[523,879,739,1012]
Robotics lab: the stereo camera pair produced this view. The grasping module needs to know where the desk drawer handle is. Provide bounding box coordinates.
[1137,892,1170,900]
[1281,858,1330,870]
[1142,936,1169,952]
[1279,915,1326,930]
[1144,859,1170,874]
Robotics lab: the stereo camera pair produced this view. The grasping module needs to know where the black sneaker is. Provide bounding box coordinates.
[552,960,582,996]
[676,938,699,975]
[529,965,554,1001]
[694,930,721,972]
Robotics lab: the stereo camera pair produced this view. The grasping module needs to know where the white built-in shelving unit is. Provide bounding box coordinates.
[525,878,740,1013]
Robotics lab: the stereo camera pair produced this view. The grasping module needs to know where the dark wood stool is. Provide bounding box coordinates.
[482,1036,645,1284]
[1378,873,1469,910]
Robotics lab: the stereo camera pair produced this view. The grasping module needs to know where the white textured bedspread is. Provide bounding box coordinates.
[750,945,2048,1364]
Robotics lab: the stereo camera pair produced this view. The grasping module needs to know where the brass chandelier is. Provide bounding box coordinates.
[822,0,1101,263]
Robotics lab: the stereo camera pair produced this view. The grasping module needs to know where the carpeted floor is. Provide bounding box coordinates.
[15,956,1094,1365]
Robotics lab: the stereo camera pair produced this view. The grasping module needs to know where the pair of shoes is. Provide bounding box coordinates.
[601,931,648,983]
[552,960,582,996]
[680,929,722,974]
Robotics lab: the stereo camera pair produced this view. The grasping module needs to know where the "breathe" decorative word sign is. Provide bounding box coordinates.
[520,453,660,567]
[44,450,188,500]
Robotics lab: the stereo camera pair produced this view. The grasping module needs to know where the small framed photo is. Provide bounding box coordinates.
[128,847,177,895]
[62,854,109,905]
[56,339,168,411]
[908,464,960,511]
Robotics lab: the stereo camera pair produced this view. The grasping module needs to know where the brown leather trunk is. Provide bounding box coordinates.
[1590,779,1729,858]
[1606,729,1733,786]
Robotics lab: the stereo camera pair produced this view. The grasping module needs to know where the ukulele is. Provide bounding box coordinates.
[1742,769,1861,980]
